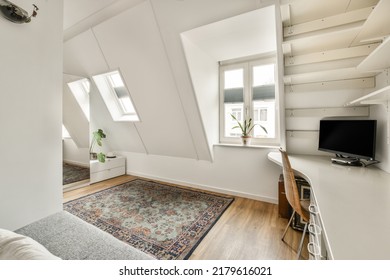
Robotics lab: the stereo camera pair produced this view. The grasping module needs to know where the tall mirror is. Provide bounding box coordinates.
[62,74,91,191]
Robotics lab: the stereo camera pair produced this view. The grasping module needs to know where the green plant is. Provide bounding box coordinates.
[90,129,106,163]
[230,113,267,136]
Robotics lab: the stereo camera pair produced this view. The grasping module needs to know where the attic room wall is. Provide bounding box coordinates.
[123,146,281,203]
[370,70,390,172]
[0,0,63,230]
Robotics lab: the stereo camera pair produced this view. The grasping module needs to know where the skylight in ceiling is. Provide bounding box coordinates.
[92,70,139,122]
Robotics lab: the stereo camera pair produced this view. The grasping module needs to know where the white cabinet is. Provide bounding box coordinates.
[90,156,126,184]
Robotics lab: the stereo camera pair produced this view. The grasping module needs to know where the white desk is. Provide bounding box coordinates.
[268,152,390,260]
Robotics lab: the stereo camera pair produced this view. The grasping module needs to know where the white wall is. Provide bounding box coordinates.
[122,146,281,203]
[62,139,89,167]
[181,36,219,158]
[0,0,63,230]
[370,71,390,173]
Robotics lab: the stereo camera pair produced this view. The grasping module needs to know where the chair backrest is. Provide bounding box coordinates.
[280,148,309,222]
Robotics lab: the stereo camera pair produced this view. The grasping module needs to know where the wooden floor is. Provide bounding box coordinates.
[63,175,308,260]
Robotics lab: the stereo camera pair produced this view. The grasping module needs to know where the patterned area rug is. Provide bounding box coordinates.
[63,162,90,185]
[64,179,233,260]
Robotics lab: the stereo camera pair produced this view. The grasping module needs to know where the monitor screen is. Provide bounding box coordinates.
[318,119,377,160]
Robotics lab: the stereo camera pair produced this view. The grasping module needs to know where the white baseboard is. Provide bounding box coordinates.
[127,171,277,204]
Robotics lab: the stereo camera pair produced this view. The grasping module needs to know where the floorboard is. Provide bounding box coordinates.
[63,175,308,260]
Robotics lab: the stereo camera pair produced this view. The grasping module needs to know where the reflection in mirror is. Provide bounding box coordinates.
[62,74,90,191]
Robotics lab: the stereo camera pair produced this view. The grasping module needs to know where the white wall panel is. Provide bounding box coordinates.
[286,131,327,155]
[122,145,281,203]
[285,107,369,130]
[0,0,63,230]
[285,89,369,109]
[181,36,219,159]
[370,71,390,172]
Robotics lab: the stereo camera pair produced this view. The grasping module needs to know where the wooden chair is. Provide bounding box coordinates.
[280,148,310,260]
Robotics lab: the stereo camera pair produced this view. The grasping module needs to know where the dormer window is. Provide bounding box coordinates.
[93,70,139,122]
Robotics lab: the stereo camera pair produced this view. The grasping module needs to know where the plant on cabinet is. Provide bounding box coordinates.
[90,129,106,163]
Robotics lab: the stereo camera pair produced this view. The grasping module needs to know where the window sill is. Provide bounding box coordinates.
[214,143,279,149]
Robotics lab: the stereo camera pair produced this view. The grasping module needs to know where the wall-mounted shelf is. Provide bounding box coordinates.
[284,67,378,85]
[346,85,390,106]
[358,36,390,72]
[352,0,390,44]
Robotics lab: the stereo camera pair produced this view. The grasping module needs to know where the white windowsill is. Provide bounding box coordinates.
[214,143,279,149]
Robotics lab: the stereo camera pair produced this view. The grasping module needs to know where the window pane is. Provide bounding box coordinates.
[224,68,244,137]
[252,64,275,138]
[224,69,243,89]
[253,100,275,138]
[109,72,124,87]
[224,104,244,137]
[253,64,274,86]
[119,96,135,114]
[92,70,139,122]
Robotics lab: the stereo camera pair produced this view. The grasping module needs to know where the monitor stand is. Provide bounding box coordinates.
[331,156,363,167]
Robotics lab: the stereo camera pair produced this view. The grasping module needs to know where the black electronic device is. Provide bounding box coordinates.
[318,119,377,166]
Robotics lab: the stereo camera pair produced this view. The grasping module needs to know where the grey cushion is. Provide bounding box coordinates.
[16,211,154,260]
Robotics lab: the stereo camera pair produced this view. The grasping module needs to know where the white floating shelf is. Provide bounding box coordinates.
[346,85,390,106]
[282,23,363,55]
[358,36,390,72]
[352,0,390,44]
[284,67,378,85]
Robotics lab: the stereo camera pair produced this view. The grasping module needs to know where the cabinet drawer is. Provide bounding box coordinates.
[90,166,125,184]
[90,157,125,173]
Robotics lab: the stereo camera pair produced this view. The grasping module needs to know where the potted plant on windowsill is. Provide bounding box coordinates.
[90,129,106,163]
[230,114,267,145]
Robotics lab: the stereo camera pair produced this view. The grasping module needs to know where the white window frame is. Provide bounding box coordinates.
[219,57,280,146]
[92,69,140,122]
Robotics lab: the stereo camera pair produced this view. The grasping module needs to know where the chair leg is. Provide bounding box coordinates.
[281,210,296,241]
[297,221,308,260]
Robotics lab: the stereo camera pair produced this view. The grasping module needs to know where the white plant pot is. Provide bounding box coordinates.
[241,135,252,145]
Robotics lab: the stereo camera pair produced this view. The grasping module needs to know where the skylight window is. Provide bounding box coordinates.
[92,70,139,122]
[67,78,90,121]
